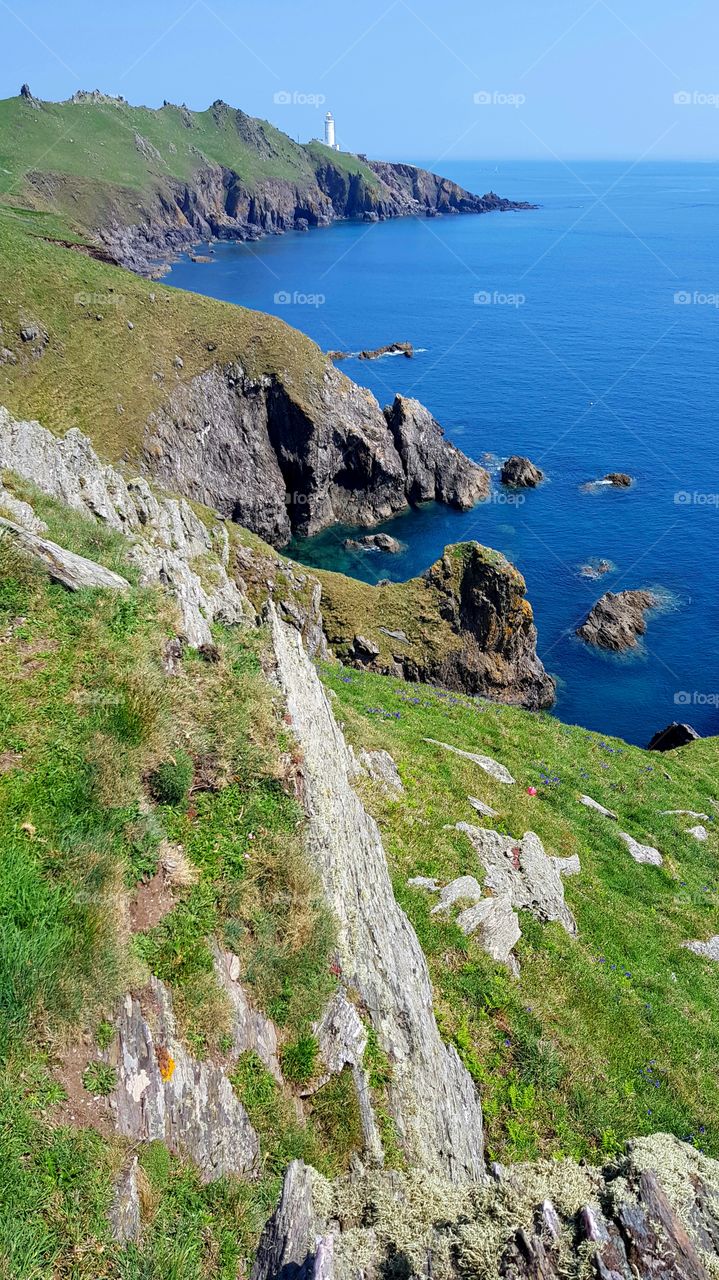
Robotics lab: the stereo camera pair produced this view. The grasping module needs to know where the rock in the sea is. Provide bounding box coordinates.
[604,471,633,487]
[648,722,701,752]
[343,533,403,553]
[500,455,544,487]
[456,825,579,935]
[576,589,658,651]
[358,341,413,360]
[578,558,614,579]
[619,832,663,866]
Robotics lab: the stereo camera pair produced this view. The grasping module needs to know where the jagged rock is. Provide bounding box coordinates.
[648,722,701,752]
[134,131,163,164]
[619,832,663,866]
[501,455,544,488]
[683,936,719,962]
[456,825,579,935]
[578,558,614,579]
[254,1135,719,1280]
[456,893,521,969]
[468,795,499,818]
[604,471,633,487]
[111,977,259,1181]
[269,606,484,1182]
[359,342,413,360]
[212,943,283,1082]
[379,625,408,642]
[0,517,130,592]
[385,395,489,510]
[109,1156,141,1243]
[688,825,709,842]
[0,484,48,533]
[357,748,404,794]
[0,408,250,646]
[343,533,403,553]
[576,589,658,651]
[353,634,380,661]
[430,875,484,913]
[579,794,618,820]
[424,738,516,783]
[314,990,382,1161]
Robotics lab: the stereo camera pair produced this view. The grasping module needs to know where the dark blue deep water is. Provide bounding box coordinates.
[166,162,719,745]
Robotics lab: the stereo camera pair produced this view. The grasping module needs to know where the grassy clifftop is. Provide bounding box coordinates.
[0,92,380,225]
[0,203,327,459]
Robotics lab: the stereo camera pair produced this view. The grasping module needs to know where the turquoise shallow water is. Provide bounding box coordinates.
[165,161,719,745]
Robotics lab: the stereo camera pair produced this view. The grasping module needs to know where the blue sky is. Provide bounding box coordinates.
[1,0,717,162]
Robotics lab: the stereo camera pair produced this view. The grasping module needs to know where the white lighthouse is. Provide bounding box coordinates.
[324,111,339,150]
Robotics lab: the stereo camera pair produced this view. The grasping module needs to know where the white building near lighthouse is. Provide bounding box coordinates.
[324,111,339,150]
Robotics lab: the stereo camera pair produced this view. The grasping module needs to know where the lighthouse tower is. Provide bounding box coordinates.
[324,111,338,150]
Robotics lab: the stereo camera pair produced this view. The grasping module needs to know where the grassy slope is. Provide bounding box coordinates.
[319,661,719,1164]
[0,498,360,1280]
[0,95,381,224]
[0,204,328,459]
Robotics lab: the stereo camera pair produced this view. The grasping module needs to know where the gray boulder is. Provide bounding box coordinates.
[501,455,544,487]
[576,589,658,651]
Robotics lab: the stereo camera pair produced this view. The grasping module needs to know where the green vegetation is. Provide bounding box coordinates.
[0,495,336,1277]
[320,660,719,1164]
[147,749,194,805]
[279,1034,319,1086]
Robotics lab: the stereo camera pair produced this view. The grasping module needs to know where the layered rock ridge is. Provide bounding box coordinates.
[268,604,485,1183]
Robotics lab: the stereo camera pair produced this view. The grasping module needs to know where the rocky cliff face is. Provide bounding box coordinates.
[143,367,490,547]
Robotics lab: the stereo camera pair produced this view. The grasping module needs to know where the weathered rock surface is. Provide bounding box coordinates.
[111,977,259,1181]
[576,589,658,652]
[683,936,719,962]
[604,471,633,487]
[688,824,709,842]
[0,516,130,592]
[456,825,579,936]
[424,738,516,783]
[109,1157,141,1244]
[619,832,663,866]
[313,990,383,1163]
[501,455,544,488]
[253,1134,719,1280]
[413,874,521,968]
[580,794,618,820]
[385,395,490,510]
[268,605,484,1182]
[468,795,499,818]
[648,722,701,752]
[212,943,283,1082]
[0,407,250,646]
[357,748,404,794]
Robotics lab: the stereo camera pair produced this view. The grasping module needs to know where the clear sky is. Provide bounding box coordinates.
[1,0,717,163]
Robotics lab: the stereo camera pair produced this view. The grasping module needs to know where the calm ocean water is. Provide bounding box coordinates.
[166,161,719,745]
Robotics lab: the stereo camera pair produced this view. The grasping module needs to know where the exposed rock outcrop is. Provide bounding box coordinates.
[0,516,130,591]
[254,1134,719,1280]
[111,978,259,1182]
[648,722,701,752]
[0,407,250,646]
[268,605,484,1182]
[501,455,544,488]
[142,368,487,546]
[576,589,658,652]
[619,832,663,866]
[385,395,490,510]
[456,825,579,937]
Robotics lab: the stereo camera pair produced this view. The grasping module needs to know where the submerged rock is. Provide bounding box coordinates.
[648,722,701,752]
[576,589,658,651]
[500,455,544,487]
[343,533,403,553]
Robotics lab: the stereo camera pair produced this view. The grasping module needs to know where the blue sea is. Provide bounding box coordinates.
[165,161,719,746]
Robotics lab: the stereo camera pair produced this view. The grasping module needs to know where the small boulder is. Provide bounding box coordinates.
[353,634,380,662]
[688,825,708,842]
[619,832,663,866]
[647,722,701,752]
[579,795,618,820]
[358,748,404,794]
[683,936,719,962]
[500,455,544,488]
[576,589,658,651]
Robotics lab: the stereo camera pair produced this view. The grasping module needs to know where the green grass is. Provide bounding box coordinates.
[319,660,719,1163]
